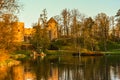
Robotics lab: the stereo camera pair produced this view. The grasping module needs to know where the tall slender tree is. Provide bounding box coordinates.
[115,9,120,42]
[109,16,116,41]
[81,17,95,50]
[61,8,71,36]
[54,15,62,38]
[71,9,81,50]
[95,13,110,51]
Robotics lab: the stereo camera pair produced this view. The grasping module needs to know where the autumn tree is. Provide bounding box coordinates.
[70,9,81,50]
[61,8,71,36]
[95,13,110,51]
[115,9,120,42]
[80,17,97,50]
[109,16,116,41]
[0,0,20,50]
[71,9,80,37]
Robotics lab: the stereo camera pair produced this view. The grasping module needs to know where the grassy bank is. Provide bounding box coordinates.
[45,50,75,55]
[0,49,21,68]
[46,49,120,56]
[11,50,32,60]
[48,38,120,56]
[102,49,120,55]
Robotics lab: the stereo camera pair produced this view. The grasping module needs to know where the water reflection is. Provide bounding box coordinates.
[0,55,120,80]
[110,65,120,80]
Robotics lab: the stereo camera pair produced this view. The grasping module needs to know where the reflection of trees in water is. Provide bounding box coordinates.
[4,55,120,80]
[58,64,84,80]
[11,57,59,80]
[27,56,120,80]
[110,65,120,80]
[58,56,112,80]
[0,66,12,80]
[12,64,24,80]
[26,58,48,80]
[29,57,52,80]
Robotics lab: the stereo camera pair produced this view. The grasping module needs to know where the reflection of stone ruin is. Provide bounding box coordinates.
[48,67,58,80]
[12,64,58,80]
[12,65,24,80]
[12,17,58,43]
[12,64,36,80]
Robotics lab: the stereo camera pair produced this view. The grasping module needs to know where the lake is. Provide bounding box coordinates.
[0,55,120,80]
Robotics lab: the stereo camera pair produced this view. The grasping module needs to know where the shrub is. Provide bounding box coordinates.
[99,40,120,51]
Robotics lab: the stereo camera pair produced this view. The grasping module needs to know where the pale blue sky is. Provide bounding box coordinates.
[18,0,120,27]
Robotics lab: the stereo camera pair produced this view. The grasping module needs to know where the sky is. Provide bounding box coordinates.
[18,0,120,28]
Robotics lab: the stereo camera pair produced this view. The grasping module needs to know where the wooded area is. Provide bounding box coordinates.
[31,9,120,52]
[0,0,120,52]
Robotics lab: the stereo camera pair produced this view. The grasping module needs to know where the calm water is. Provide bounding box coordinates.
[0,55,120,80]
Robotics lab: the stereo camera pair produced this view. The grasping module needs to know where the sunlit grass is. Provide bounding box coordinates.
[102,49,120,55]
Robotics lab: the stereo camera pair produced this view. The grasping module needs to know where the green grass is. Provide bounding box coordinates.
[13,50,32,55]
[46,48,120,56]
[45,50,75,55]
[11,50,32,60]
[102,49,120,55]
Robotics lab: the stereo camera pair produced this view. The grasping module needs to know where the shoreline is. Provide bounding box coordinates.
[46,50,120,56]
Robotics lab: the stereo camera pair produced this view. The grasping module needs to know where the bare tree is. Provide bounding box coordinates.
[0,0,20,16]
[54,15,62,38]
[115,9,120,17]
[61,8,71,36]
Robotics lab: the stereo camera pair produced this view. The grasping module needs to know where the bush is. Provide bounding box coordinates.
[99,40,120,51]
[48,43,59,50]
[48,39,69,50]
[107,41,120,50]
